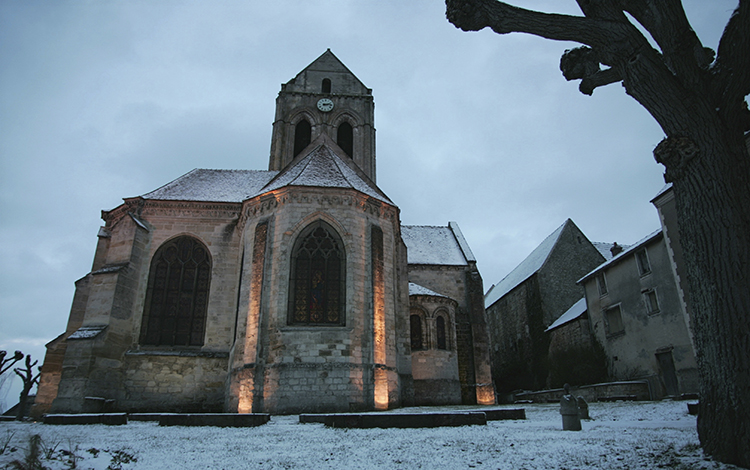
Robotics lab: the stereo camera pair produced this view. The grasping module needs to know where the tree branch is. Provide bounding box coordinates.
[446,0,616,49]
[621,0,713,88]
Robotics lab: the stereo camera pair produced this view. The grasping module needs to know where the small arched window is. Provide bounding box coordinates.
[140,236,211,347]
[322,78,331,94]
[337,122,353,158]
[410,314,423,351]
[436,315,447,350]
[293,119,312,157]
[289,222,345,325]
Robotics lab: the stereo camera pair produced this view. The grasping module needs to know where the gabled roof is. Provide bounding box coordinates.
[141,169,278,203]
[409,282,450,299]
[545,298,586,332]
[484,219,572,309]
[283,49,370,96]
[401,223,471,266]
[578,229,663,284]
[259,133,392,204]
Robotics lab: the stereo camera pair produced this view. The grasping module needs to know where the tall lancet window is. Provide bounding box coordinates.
[322,78,331,93]
[289,222,345,325]
[337,122,353,158]
[293,119,311,157]
[140,236,211,346]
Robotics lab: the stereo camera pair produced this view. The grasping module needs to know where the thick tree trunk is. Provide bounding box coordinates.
[668,136,750,467]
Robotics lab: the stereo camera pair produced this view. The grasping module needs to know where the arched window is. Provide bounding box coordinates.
[322,78,331,94]
[293,119,311,157]
[410,314,423,351]
[289,222,345,325]
[140,236,211,346]
[436,315,447,350]
[337,122,353,158]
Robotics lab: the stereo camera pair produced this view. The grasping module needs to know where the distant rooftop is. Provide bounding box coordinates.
[545,298,586,332]
[401,224,469,266]
[578,229,662,284]
[484,220,570,309]
[408,282,450,299]
[141,169,277,203]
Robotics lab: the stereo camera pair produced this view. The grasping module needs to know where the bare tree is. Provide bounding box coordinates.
[0,350,25,376]
[446,0,749,466]
[14,355,40,421]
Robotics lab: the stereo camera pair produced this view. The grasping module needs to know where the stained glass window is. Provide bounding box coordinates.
[141,236,211,346]
[410,314,423,350]
[289,223,345,325]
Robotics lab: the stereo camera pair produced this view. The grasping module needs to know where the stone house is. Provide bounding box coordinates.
[578,226,699,398]
[484,219,605,393]
[33,50,495,416]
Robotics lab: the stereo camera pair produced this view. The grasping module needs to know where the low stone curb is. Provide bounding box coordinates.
[300,412,486,428]
[158,413,271,427]
[43,413,128,425]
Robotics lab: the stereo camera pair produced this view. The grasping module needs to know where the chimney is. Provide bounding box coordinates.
[610,242,623,257]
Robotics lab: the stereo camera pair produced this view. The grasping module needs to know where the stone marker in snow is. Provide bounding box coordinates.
[560,384,582,431]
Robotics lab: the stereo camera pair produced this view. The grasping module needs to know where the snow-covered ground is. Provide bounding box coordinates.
[0,400,742,469]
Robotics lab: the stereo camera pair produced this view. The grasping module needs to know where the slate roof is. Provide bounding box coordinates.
[545,298,587,332]
[408,282,450,299]
[260,135,392,204]
[136,135,391,205]
[578,229,663,284]
[484,219,570,309]
[141,169,277,203]
[401,224,470,266]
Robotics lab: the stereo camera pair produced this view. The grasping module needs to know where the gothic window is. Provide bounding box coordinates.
[410,314,423,351]
[436,315,447,350]
[293,119,311,157]
[337,122,353,158]
[322,78,331,94]
[140,236,211,347]
[289,222,345,325]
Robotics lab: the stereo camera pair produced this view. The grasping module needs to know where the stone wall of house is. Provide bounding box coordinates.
[538,223,604,326]
[584,233,699,398]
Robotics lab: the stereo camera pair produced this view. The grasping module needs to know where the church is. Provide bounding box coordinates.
[34,50,495,416]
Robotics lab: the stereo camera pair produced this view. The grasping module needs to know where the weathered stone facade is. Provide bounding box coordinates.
[484,219,605,393]
[579,228,699,398]
[34,50,495,417]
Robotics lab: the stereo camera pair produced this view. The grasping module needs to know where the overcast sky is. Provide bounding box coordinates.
[0,1,737,409]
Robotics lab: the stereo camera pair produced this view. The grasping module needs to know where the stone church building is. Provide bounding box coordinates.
[34,50,495,416]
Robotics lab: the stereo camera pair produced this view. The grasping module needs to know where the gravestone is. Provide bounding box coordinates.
[560,384,582,431]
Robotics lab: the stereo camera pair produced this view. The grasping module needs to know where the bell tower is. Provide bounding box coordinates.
[269,49,377,182]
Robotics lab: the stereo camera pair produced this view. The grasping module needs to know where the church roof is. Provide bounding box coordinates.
[259,134,393,204]
[545,297,587,332]
[401,224,470,266]
[484,219,571,309]
[408,282,450,299]
[141,169,277,203]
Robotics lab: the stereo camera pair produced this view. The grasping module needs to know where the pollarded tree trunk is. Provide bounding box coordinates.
[446,0,750,465]
[660,135,750,466]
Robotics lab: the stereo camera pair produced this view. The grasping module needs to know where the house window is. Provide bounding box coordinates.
[636,249,651,276]
[605,305,624,337]
[322,78,331,94]
[436,315,447,350]
[644,289,660,314]
[337,122,353,158]
[596,273,608,297]
[410,314,423,350]
[293,119,311,157]
[288,222,345,325]
[140,236,211,347]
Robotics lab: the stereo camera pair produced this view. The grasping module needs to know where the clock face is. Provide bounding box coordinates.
[317,98,334,112]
